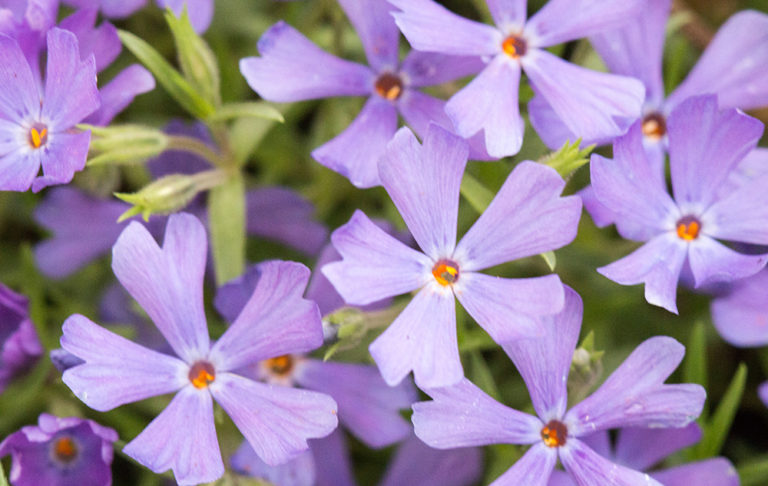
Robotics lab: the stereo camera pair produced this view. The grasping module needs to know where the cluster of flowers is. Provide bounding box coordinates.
[0,0,766,485]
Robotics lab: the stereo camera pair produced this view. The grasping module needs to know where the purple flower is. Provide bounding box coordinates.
[548,425,738,486]
[240,0,487,188]
[0,27,98,192]
[0,283,43,392]
[323,124,581,388]
[412,287,706,485]
[61,0,213,32]
[0,413,118,486]
[60,213,338,484]
[62,0,148,19]
[711,269,768,347]
[390,0,645,158]
[591,95,768,313]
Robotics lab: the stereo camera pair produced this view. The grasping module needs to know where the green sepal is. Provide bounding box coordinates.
[80,124,168,167]
[208,173,246,285]
[538,139,594,179]
[568,331,605,404]
[209,102,284,123]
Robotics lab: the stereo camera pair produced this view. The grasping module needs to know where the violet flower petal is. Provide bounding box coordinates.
[491,443,556,486]
[650,458,739,486]
[614,424,701,471]
[323,210,432,305]
[711,271,768,347]
[123,387,224,486]
[85,64,155,126]
[687,236,767,288]
[380,434,483,486]
[0,33,38,121]
[486,0,527,29]
[111,214,210,363]
[597,233,687,314]
[566,336,705,434]
[313,430,357,486]
[666,10,768,111]
[0,151,39,192]
[389,0,501,56]
[59,8,120,72]
[296,359,416,448]
[240,21,373,102]
[523,49,644,144]
[527,93,576,150]
[230,442,315,486]
[99,0,148,18]
[311,96,397,188]
[32,130,91,192]
[455,161,581,271]
[457,273,565,342]
[210,260,322,371]
[379,125,466,259]
[369,287,460,388]
[759,382,768,407]
[158,0,213,33]
[668,95,763,209]
[210,373,338,466]
[61,314,188,411]
[502,286,581,420]
[413,378,542,447]
[338,0,399,70]
[445,56,524,158]
[703,172,768,245]
[400,50,485,88]
[560,438,662,486]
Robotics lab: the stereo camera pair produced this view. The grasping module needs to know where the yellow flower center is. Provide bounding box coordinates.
[52,436,78,464]
[28,124,48,149]
[502,35,527,59]
[374,72,404,101]
[641,112,666,141]
[265,355,295,377]
[540,420,567,448]
[188,361,216,389]
[432,259,460,286]
[676,216,701,241]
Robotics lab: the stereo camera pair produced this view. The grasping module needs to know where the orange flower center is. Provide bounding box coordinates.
[52,436,78,463]
[540,420,568,448]
[265,355,294,377]
[28,124,49,149]
[502,35,527,59]
[432,259,460,286]
[641,112,666,141]
[676,216,701,241]
[188,361,216,389]
[374,73,404,101]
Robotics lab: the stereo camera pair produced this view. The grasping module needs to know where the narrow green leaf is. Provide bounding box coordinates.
[537,139,593,179]
[208,174,246,285]
[0,446,9,486]
[695,362,747,459]
[118,29,215,119]
[468,350,501,401]
[460,173,494,214]
[738,456,768,486]
[209,102,284,123]
[684,321,708,396]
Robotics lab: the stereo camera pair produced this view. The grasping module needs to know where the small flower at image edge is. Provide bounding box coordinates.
[0,283,43,393]
[0,413,118,486]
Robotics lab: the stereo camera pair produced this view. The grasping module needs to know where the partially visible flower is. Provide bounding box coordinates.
[323,124,581,387]
[0,283,43,393]
[0,413,118,486]
[61,0,213,32]
[412,287,706,485]
[0,28,98,192]
[711,269,768,347]
[591,95,768,313]
[61,213,338,484]
[390,0,645,157]
[62,0,148,20]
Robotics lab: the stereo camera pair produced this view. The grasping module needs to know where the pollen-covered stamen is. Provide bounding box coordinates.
[641,112,666,141]
[188,361,216,389]
[374,72,404,101]
[28,123,49,149]
[502,35,527,59]
[432,259,460,286]
[265,355,294,377]
[51,436,78,464]
[540,420,568,448]
[676,215,701,241]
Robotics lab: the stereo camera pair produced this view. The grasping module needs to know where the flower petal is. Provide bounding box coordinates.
[400,51,486,88]
[566,336,705,434]
[322,210,431,305]
[111,213,210,363]
[486,0,527,29]
[230,441,315,486]
[668,95,763,209]
[491,444,557,486]
[759,382,768,407]
[0,34,39,121]
[711,271,768,347]
[703,172,768,245]
[614,423,702,471]
[41,28,99,129]
[338,0,399,70]
[123,387,223,486]
[687,236,768,288]
[501,286,581,420]
[455,161,581,271]
[210,373,338,466]
[666,10,768,111]
[457,273,565,342]
[157,0,213,33]
[413,378,542,447]
[85,65,155,126]
[522,49,644,144]
[210,260,322,371]
[560,438,663,486]
[313,430,357,486]
[0,150,39,192]
[390,0,501,56]
[31,130,90,192]
[527,93,577,150]
[99,0,147,18]
[651,458,739,486]
[445,56,524,158]
[61,314,187,412]
[369,287,461,388]
[59,8,120,72]
[379,125,467,259]
[311,96,397,188]
[240,21,373,102]
[597,234,687,314]
[296,359,416,448]
[380,434,483,486]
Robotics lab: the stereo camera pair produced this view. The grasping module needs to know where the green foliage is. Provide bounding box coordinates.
[81,124,169,167]
[208,173,246,285]
[538,139,594,179]
[693,363,747,460]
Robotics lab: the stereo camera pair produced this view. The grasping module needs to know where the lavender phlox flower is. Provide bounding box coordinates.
[547,424,739,486]
[711,269,768,347]
[591,95,768,313]
[323,123,581,388]
[0,27,98,192]
[240,0,488,188]
[0,283,42,393]
[0,0,58,83]
[0,413,118,486]
[62,0,147,19]
[760,382,768,408]
[61,0,213,32]
[390,0,646,158]
[60,213,338,485]
[412,286,706,485]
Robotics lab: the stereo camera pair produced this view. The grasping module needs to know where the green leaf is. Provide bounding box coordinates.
[209,102,284,123]
[460,172,494,214]
[208,173,246,285]
[0,448,9,486]
[684,321,708,398]
[538,139,594,179]
[541,251,556,271]
[738,456,768,486]
[468,350,501,401]
[118,29,215,119]
[165,7,221,108]
[694,362,747,459]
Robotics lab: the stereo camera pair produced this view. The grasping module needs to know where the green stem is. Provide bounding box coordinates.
[166,135,228,168]
[460,173,494,214]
